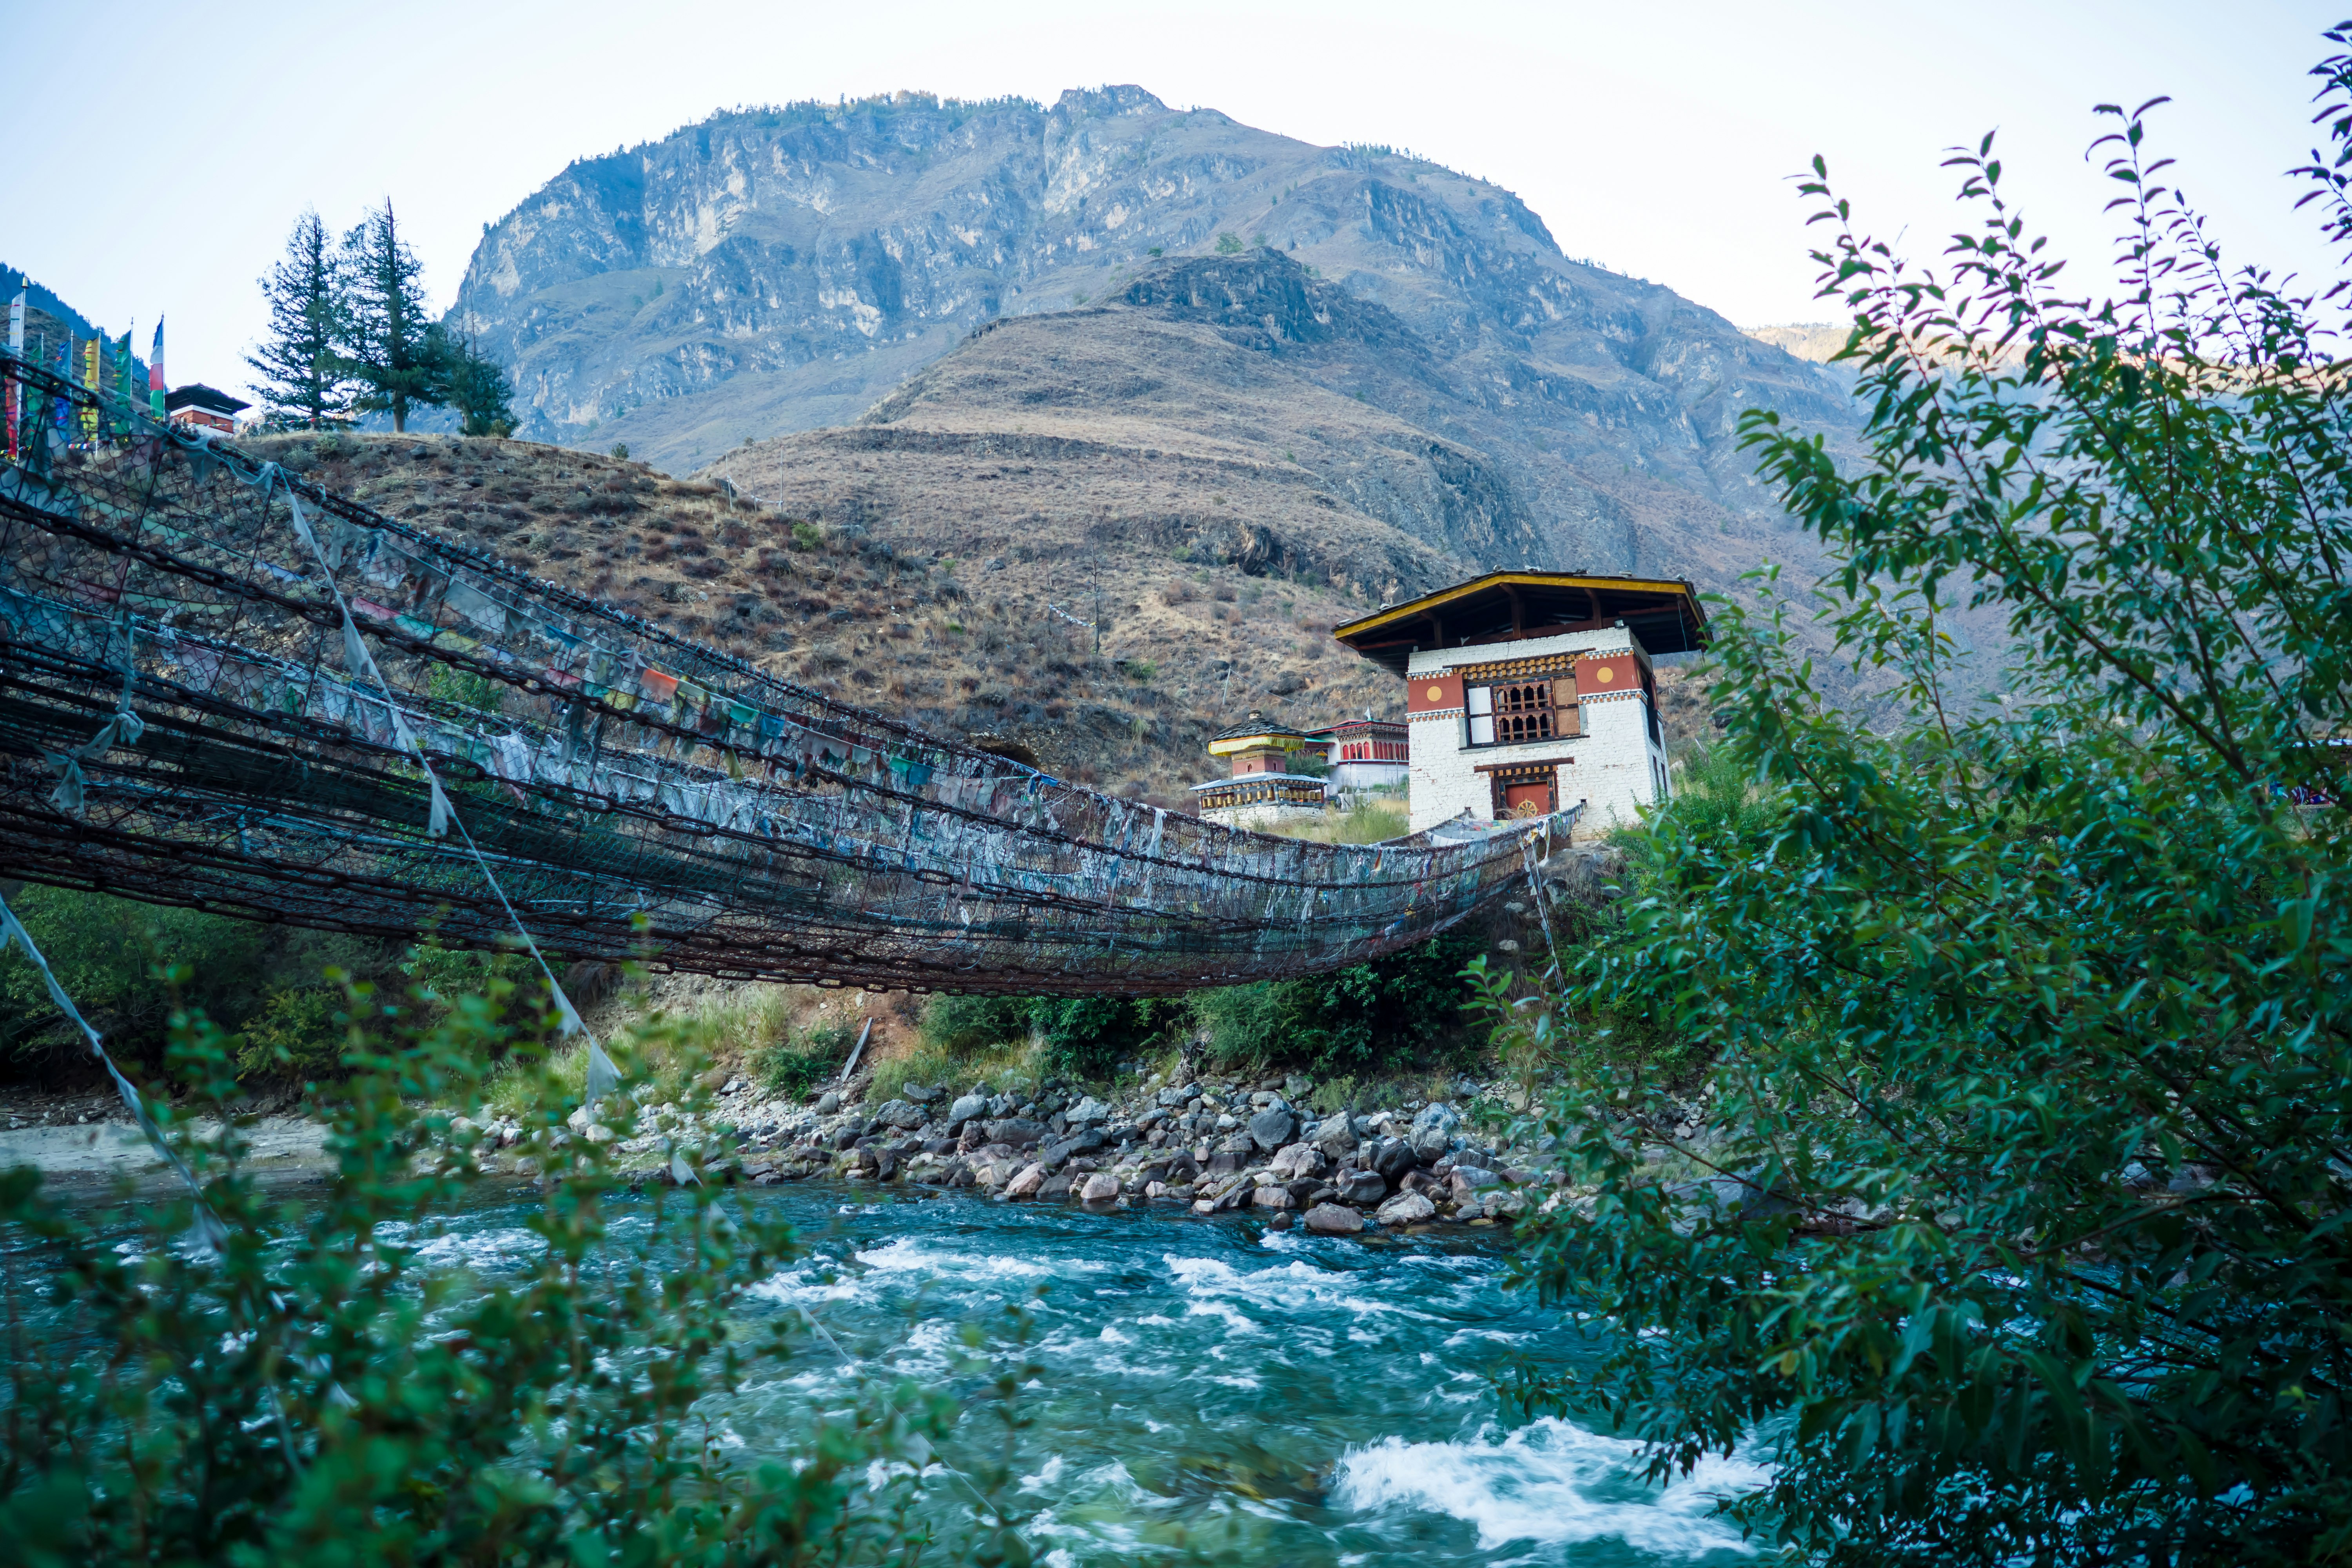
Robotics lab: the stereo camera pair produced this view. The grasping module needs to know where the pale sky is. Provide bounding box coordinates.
[3,0,2339,400]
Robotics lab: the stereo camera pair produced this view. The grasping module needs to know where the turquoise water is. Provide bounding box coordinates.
[427,1180,1767,1566]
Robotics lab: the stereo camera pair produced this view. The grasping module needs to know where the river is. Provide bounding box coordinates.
[403,1178,1768,1566]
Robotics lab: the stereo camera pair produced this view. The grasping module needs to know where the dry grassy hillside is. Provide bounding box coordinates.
[242,429,1401,805]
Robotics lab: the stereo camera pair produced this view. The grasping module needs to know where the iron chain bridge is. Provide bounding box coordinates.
[0,351,1561,997]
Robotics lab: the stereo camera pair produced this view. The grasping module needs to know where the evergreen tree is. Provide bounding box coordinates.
[337,201,441,432]
[432,327,517,437]
[245,210,352,430]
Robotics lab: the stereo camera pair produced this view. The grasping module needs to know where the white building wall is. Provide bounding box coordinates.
[1566,692,1668,835]
[1329,760,1410,794]
[1404,630,1673,836]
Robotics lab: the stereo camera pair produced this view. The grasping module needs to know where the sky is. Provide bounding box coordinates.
[3,0,2341,400]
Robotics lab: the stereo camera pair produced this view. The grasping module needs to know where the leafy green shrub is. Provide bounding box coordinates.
[920,993,1034,1055]
[1191,935,1482,1078]
[789,520,822,550]
[230,984,351,1077]
[0,887,265,1063]
[1030,996,1180,1082]
[752,1018,861,1099]
[1306,1074,1360,1116]
[0,971,1030,1565]
[0,887,388,1074]
[1481,71,2352,1564]
[1214,232,1243,254]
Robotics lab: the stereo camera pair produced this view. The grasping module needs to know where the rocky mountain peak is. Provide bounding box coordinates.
[1049,84,1169,122]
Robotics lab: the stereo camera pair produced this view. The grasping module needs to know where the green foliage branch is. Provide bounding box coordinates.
[1477,62,2352,1566]
[0,971,1032,1564]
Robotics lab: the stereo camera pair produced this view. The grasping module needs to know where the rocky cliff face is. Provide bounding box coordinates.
[449,86,1854,528]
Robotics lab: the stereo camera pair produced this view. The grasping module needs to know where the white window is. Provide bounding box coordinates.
[1466,683,1494,745]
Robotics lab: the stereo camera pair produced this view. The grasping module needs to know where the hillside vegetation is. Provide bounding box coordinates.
[241,428,1399,802]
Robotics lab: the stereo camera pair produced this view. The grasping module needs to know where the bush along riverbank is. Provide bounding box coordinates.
[494,1065,1555,1235]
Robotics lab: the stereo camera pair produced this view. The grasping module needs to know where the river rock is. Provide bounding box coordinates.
[947,1092,989,1127]
[1079,1172,1121,1203]
[1039,1171,1074,1200]
[1409,1125,1454,1162]
[872,1100,926,1131]
[1039,1129,1106,1169]
[815,1091,842,1116]
[1370,1137,1420,1184]
[1311,1114,1358,1158]
[1067,1096,1112,1126]
[1376,1191,1438,1226]
[1207,1173,1256,1212]
[1004,1162,1046,1198]
[903,1083,942,1104]
[1334,1169,1387,1205]
[986,1117,1047,1148]
[1413,1102,1461,1134]
[1304,1202,1364,1235]
[1247,1107,1297,1152]
[1485,1189,1529,1219]
[1268,1142,1323,1179]
[1251,1185,1295,1210]
[1449,1165,1500,1199]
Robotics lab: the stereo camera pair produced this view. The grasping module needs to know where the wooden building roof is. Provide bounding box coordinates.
[1331,570,1710,677]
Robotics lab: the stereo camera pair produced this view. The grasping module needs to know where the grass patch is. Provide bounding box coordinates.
[869,1036,1045,1107]
[1267,798,1409,845]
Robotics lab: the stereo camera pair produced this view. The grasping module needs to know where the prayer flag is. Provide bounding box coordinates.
[6,290,22,460]
[79,337,99,439]
[148,318,165,414]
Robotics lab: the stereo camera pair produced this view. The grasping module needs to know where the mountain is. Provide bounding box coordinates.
[447,87,1855,549]
[704,247,1822,610]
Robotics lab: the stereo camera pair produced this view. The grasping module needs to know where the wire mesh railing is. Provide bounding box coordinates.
[0,349,1560,995]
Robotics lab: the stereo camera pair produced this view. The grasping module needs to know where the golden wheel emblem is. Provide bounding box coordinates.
[1511,800,1543,819]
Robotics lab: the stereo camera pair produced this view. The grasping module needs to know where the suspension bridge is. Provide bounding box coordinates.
[0,351,1559,999]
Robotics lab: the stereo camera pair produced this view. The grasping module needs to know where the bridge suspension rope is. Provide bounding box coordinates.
[0,351,1563,996]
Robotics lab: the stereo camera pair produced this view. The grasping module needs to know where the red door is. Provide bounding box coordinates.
[1502,780,1553,818]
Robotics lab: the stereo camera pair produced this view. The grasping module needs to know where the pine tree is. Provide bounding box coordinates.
[338,201,442,432]
[434,327,518,437]
[245,210,352,430]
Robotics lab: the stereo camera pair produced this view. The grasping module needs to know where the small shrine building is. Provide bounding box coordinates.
[1191,713,1328,829]
[1305,715,1409,798]
[164,384,249,434]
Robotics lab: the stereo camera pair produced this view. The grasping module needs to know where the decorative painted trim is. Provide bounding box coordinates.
[1450,652,1579,683]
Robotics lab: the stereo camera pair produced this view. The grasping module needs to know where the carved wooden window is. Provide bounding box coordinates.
[1467,681,1570,745]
